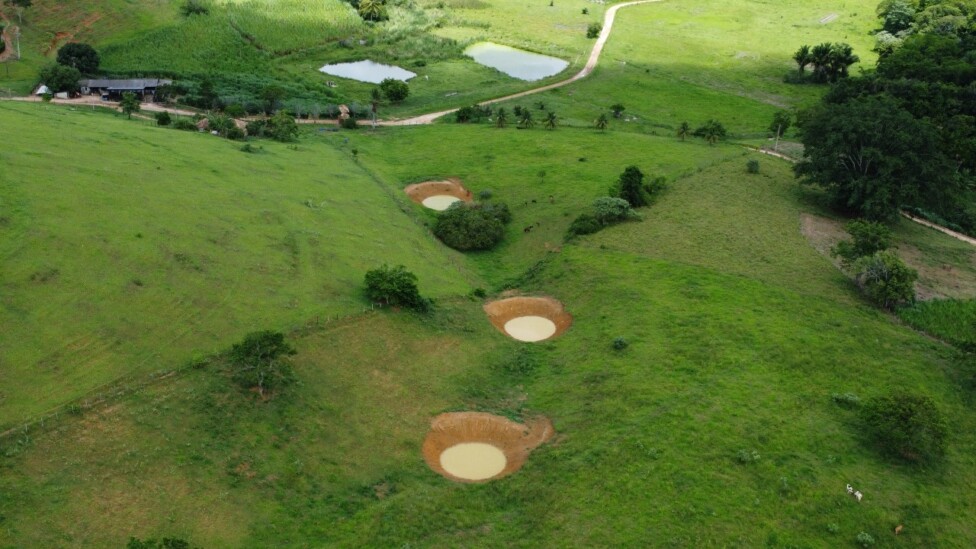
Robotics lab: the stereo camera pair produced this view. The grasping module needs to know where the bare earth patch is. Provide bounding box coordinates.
[483,296,573,342]
[403,178,473,210]
[800,213,976,300]
[422,412,554,483]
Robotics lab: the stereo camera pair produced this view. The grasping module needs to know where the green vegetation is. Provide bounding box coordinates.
[363,264,431,312]
[855,250,919,310]
[227,330,297,397]
[861,392,949,463]
[433,201,512,251]
[899,299,976,348]
[832,219,893,267]
[55,42,100,74]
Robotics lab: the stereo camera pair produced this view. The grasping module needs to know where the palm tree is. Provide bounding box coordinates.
[595,113,609,130]
[358,0,385,21]
[495,107,508,128]
[677,121,690,141]
[810,42,833,82]
[827,43,859,80]
[518,109,534,129]
[544,111,558,130]
[792,45,811,75]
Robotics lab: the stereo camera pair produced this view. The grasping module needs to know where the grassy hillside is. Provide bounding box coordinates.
[0,101,475,427]
[2,108,975,546]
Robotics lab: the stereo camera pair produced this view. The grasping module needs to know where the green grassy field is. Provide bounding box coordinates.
[2,109,975,546]
[0,101,476,427]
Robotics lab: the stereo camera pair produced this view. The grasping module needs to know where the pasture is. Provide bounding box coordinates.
[1,108,975,546]
[0,101,475,427]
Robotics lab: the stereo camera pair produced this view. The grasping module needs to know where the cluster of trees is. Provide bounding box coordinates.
[363,264,430,312]
[454,103,559,129]
[38,42,100,94]
[568,166,663,237]
[831,219,918,310]
[874,0,976,55]
[791,42,860,83]
[794,3,976,231]
[433,201,512,251]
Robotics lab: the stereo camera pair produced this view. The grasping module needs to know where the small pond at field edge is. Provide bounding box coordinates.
[318,60,417,84]
[464,42,569,81]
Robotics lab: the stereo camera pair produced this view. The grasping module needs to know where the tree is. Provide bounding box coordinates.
[260,85,286,114]
[544,111,558,130]
[610,103,625,118]
[38,63,81,94]
[614,165,650,207]
[810,42,834,82]
[518,108,534,128]
[358,0,387,21]
[228,331,297,397]
[853,250,918,310]
[827,42,859,80]
[831,219,893,267]
[881,0,916,34]
[676,121,690,141]
[586,22,602,38]
[595,113,608,130]
[433,202,511,251]
[793,44,811,74]
[495,107,508,128]
[693,119,727,145]
[592,196,638,225]
[795,95,956,220]
[179,0,209,16]
[56,43,99,74]
[861,392,948,462]
[120,92,140,119]
[769,110,792,137]
[266,110,299,142]
[379,78,409,102]
[363,264,430,311]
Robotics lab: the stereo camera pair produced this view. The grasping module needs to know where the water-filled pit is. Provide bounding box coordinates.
[319,60,416,84]
[464,42,569,81]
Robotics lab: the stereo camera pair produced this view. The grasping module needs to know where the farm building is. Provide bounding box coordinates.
[78,79,172,101]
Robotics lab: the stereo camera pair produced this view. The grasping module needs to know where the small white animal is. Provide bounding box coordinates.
[854,491,863,502]
[846,484,854,494]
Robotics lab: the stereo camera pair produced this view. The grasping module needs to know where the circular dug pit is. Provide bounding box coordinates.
[404,178,473,211]
[483,296,573,342]
[422,412,554,483]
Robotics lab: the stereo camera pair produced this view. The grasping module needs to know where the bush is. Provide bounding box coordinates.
[228,331,297,397]
[180,0,210,16]
[592,196,637,225]
[266,111,299,142]
[226,125,246,140]
[245,119,267,136]
[831,392,861,408]
[746,159,760,174]
[38,63,82,94]
[127,537,198,549]
[379,78,409,102]
[853,251,917,310]
[340,117,359,130]
[693,119,728,145]
[586,23,602,38]
[154,111,172,126]
[832,219,892,267]
[478,189,493,200]
[568,213,603,236]
[172,118,197,131]
[612,337,628,350]
[224,104,246,117]
[364,264,430,312]
[855,532,875,547]
[433,202,511,251]
[861,392,948,462]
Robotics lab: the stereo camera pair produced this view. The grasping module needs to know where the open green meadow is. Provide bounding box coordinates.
[0,101,474,427]
[3,0,976,546]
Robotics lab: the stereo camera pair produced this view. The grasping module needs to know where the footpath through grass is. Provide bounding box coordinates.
[0,101,475,427]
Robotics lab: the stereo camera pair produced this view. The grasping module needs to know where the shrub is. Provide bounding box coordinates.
[433,202,511,251]
[154,111,172,126]
[266,111,299,142]
[746,159,760,174]
[364,264,430,312]
[861,392,948,462]
[172,118,197,131]
[853,251,917,310]
[612,337,628,350]
[478,189,493,200]
[856,532,875,547]
[245,119,267,136]
[832,220,892,267]
[568,213,603,236]
[127,537,198,549]
[228,331,297,397]
[226,125,246,140]
[340,117,359,130]
[179,0,210,16]
[693,119,728,145]
[224,104,246,117]
[379,78,409,102]
[592,196,637,225]
[831,392,861,408]
[586,22,602,38]
[734,449,761,464]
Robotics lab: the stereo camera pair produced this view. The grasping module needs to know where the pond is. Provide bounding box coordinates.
[464,42,569,81]
[318,60,417,84]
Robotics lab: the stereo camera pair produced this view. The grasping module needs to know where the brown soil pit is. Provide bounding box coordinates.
[403,178,473,211]
[483,296,572,342]
[422,412,554,483]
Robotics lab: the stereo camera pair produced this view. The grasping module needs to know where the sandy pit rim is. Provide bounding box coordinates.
[404,178,473,209]
[422,412,554,483]
[483,296,573,342]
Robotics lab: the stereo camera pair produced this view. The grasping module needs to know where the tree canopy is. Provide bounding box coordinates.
[56,43,99,74]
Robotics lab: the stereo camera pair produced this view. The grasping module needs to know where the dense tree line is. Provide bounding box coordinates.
[795,0,976,232]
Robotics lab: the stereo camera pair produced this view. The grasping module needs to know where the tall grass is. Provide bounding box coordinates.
[899,299,976,348]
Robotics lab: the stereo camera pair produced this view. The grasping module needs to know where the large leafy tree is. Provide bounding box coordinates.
[38,63,81,93]
[56,43,99,74]
[379,78,408,102]
[795,94,956,219]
